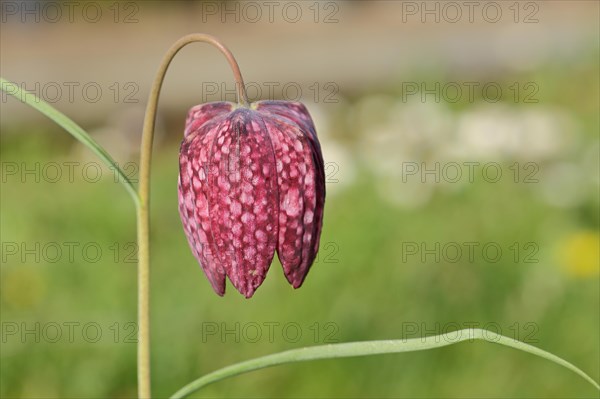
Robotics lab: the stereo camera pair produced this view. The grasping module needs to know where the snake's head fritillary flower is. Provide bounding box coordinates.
[178,101,325,298]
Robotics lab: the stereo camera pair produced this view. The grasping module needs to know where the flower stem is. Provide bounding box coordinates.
[137,33,249,399]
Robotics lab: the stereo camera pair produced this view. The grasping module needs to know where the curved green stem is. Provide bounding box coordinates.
[171,328,600,398]
[137,33,249,399]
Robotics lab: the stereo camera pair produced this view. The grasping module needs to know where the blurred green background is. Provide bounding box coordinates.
[1,1,598,398]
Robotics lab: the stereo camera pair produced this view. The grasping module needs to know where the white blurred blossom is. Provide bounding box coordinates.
[452,104,578,161]
[359,99,454,208]
[356,94,583,208]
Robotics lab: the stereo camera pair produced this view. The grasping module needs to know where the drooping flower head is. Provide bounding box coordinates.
[178,101,325,298]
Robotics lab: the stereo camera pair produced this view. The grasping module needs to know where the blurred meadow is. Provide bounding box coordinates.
[1,1,599,398]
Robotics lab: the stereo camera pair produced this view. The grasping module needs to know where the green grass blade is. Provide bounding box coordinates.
[171,328,599,398]
[1,77,139,207]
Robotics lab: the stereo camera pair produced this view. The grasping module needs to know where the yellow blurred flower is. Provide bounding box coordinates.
[558,231,600,277]
[0,267,45,310]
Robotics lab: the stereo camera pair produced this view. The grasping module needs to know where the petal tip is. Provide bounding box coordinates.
[240,286,257,299]
[291,280,304,289]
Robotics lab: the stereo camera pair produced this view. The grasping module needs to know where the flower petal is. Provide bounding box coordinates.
[261,108,326,288]
[178,105,233,295]
[207,109,279,298]
[184,102,235,138]
[255,101,318,143]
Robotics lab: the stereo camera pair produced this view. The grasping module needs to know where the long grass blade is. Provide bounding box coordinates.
[171,328,599,398]
[1,77,139,206]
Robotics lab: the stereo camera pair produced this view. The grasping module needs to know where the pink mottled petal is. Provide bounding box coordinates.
[262,111,325,288]
[178,108,233,295]
[185,102,234,138]
[256,101,325,196]
[256,101,319,144]
[207,109,279,298]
